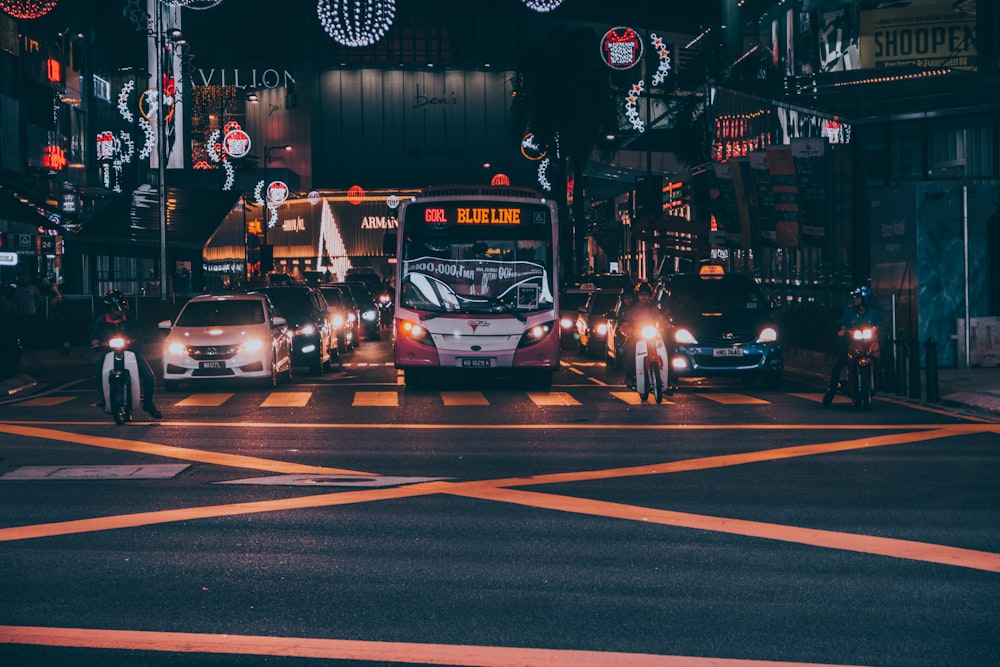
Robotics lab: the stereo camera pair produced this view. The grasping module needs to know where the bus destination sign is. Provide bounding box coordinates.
[420,205,548,226]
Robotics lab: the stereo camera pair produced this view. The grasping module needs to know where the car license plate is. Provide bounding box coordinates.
[199,360,226,369]
[713,348,743,357]
[461,358,493,368]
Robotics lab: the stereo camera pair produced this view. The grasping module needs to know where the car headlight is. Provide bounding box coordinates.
[674,328,697,345]
[362,309,377,321]
[595,322,608,336]
[560,317,574,330]
[332,315,345,328]
[757,327,778,343]
[167,341,187,356]
[242,338,264,353]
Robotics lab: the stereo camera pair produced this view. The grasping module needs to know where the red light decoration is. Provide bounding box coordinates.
[491,173,510,187]
[600,27,643,70]
[347,185,365,205]
[0,0,58,19]
[42,145,67,171]
[46,58,61,83]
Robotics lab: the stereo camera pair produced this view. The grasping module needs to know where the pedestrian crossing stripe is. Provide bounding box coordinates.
[698,393,769,405]
[440,392,489,406]
[527,392,581,406]
[175,393,233,407]
[16,396,76,407]
[610,391,674,405]
[352,391,399,407]
[261,392,311,407]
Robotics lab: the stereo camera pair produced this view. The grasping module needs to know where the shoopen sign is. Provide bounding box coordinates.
[860,4,977,70]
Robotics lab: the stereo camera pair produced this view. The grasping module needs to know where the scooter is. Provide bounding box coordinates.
[830,325,880,410]
[634,323,670,403]
[97,336,142,425]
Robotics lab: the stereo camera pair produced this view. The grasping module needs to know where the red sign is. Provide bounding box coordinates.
[491,173,511,186]
[223,128,251,158]
[600,27,643,70]
[347,185,365,205]
[267,181,289,205]
[42,146,67,171]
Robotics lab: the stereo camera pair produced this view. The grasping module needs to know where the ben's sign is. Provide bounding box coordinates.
[861,4,976,70]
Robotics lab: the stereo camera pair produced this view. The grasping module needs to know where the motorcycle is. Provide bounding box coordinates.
[634,323,670,403]
[97,336,142,425]
[835,325,880,410]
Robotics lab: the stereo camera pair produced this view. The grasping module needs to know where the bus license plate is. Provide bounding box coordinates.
[713,348,743,357]
[199,361,226,369]
[461,358,494,368]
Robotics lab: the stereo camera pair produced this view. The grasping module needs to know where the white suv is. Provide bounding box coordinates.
[159,293,294,389]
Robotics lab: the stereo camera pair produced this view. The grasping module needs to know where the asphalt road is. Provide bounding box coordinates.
[1,340,998,667]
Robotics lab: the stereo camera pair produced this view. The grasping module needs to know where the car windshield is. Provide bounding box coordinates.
[589,293,618,314]
[561,292,590,311]
[336,284,375,308]
[669,277,766,315]
[264,290,314,319]
[176,300,265,327]
[319,288,343,307]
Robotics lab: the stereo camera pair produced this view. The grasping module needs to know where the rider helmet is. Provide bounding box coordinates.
[103,289,129,312]
[849,285,870,304]
[634,280,653,298]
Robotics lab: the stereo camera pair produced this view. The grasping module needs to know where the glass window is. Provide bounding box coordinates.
[928,115,993,179]
[890,121,924,180]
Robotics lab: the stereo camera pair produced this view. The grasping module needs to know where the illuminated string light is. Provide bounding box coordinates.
[521,0,564,12]
[649,33,671,86]
[138,117,154,159]
[0,0,58,19]
[118,81,135,122]
[625,79,645,132]
[317,0,396,47]
[537,157,551,192]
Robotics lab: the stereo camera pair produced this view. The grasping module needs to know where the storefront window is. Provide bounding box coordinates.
[928,116,993,179]
[890,121,924,180]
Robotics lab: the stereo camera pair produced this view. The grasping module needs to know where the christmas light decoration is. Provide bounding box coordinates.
[0,0,58,19]
[317,0,395,47]
[139,117,155,159]
[317,199,354,280]
[649,33,671,86]
[537,157,551,192]
[625,80,645,132]
[521,0,564,12]
[118,81,135,122]
[386,194,399,209]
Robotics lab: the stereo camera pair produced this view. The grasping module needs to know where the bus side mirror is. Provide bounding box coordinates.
[382,232,397,257]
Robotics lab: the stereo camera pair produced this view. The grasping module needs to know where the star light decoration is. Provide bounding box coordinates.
[0,0,58,19]
[650,33,672,86]
[317,0,396,47]
[521,0,564,12]
[625,80,645,132]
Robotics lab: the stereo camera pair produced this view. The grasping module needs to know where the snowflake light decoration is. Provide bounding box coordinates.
[138,117,155,159]
[253,180,279,228]
[650,33,672,86]
[537,157,551,192]
[118,81,135,123]
[521,0,564,12]
[317,0,396,47]
[0,0,58,19]
[625,80,645,132]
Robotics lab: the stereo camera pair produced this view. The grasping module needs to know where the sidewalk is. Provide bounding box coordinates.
[3,345,1000,418]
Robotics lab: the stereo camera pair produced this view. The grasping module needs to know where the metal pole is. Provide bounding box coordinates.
[155,7,168,302]
[962,184,970,368]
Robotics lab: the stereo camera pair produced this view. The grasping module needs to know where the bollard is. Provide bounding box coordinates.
[925,339,939,402]
[895,340,908,396]
[882,338,895,393]
[908,338,922,400]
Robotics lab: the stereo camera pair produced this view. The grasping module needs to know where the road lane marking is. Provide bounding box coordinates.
[448,485,1000,574]
[353,391,399,407]
[261,392,311,407]
[790,392,852,405]
[610,391,674,405]
[0,625,869,666]
[698,393,769,405]
[1,464,189,480]
[440,392,489,406]
[527,392,581,406]
[0,424,374,477]
[174,393,233,407]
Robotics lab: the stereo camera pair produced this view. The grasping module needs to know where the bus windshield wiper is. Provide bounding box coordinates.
[487,295,527,322]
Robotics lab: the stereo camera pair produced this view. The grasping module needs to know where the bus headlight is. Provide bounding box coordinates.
[518,321,554,348]
[400,320,435,347]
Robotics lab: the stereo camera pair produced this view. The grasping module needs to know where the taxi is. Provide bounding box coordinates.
[661,265,783,386]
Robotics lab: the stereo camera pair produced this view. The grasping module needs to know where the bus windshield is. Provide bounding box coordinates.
[400,238,554,314]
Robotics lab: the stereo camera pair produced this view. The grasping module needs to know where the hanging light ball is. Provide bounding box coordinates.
[521,0,565,12]
[0,0,59,19]
[317,0,395,48]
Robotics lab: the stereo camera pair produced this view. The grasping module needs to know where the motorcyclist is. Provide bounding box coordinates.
[89,290,162,419]
[622,280,668,390]
[823,285,881,406]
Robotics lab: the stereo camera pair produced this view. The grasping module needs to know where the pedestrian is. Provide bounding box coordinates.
[14,275,41,347]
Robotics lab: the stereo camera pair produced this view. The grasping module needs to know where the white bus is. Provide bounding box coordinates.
[391,186,560,385]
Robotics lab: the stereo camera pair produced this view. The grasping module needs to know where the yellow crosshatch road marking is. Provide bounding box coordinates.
[440,391,489,406]
[352,391,399,407]
[698,393,769,405]
[174,393,232,407]
[0,626,872,667]
[527,391,581,406]
[260,392,311,407]
[18,396,76,407]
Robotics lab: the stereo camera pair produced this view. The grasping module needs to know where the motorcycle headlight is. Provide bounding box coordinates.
[595,322,608,336]
[299,324,316,336]
[757,327,778,343]
[108,336,126,350]
[560,317,575,330]
[362,309,377,321]
[641,325,658,339]
[674,328,697,345]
